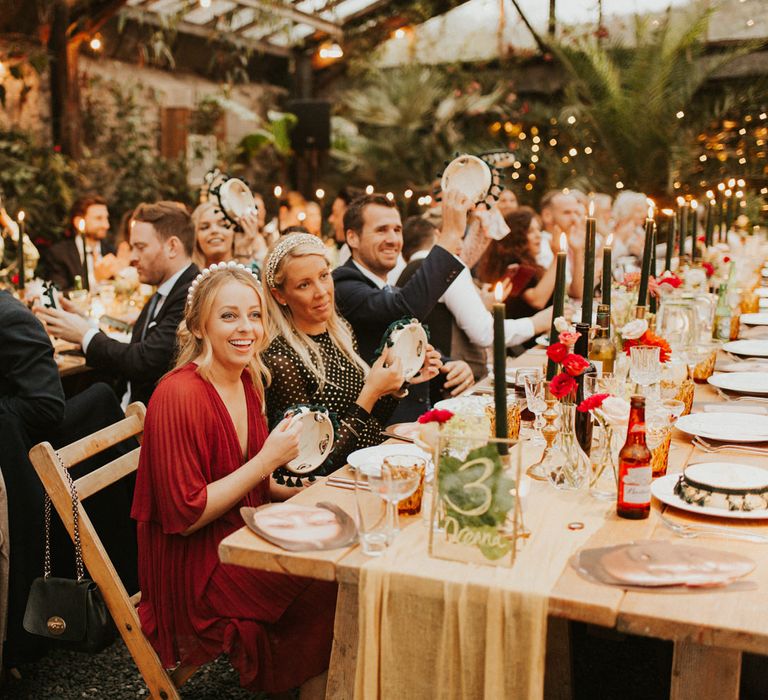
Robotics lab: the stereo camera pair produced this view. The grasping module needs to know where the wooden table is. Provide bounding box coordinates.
[219,346,768,700]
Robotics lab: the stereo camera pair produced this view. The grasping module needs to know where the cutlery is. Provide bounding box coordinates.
[692,436,768,456]
[379,430,415,444]
[326,476,369,491]
[714,387,768,404]
[659,512,768,543]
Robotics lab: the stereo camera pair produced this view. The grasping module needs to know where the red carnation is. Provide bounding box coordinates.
[723,256,730,263]
[549,372,577,399]
[658,274,682,289]
[702,261,715,277]
[578,393,610,413]
[418,408,454,424]
[546,342,569,364]
[562,353,589,377]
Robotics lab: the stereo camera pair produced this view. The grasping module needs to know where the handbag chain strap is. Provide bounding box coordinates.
[43,450,85,582]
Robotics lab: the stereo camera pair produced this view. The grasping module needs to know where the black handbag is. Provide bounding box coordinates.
[22,449,115,652]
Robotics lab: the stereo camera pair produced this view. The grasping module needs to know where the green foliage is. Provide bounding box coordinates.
[438,441,517,560]
[330,65,505,190]
[0,130,76,243]
[544,2,763,195]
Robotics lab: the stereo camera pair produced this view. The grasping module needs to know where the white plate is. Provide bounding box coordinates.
[741,313,768,326]
[755,287,768,298]
[440,154,492,203]
[652,473,768,520]
[723,340,768,357]
[676,412,768,443]
[284,408,335,475]
[386,321,428,381]
[708,372,768,395]
[347,443,432,476]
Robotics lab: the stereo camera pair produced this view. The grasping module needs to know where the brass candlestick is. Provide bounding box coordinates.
[634,305,647,319]
[527,397,559,481]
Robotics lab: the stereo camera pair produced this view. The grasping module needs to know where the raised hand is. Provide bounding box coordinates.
[260,416,302,470]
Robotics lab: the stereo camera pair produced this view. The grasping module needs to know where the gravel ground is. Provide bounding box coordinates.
[3,640,268,699]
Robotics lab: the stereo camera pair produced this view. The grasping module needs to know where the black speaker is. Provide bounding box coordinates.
[287,99,331,151]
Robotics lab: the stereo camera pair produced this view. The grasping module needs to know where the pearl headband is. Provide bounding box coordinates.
[264,233,326,289]
[186,260,259,307]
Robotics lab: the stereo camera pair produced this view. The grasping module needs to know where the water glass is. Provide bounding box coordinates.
[354,465,389,556]
[629,345,661,396]
[656,299,698,354]
[368,456,423,541]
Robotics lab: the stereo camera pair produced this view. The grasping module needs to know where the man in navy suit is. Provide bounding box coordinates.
[333,191,475,421]
[42,194,116,291]
[37,201,198,408]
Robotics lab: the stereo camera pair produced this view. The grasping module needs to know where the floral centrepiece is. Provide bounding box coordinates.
[620,318,672,363]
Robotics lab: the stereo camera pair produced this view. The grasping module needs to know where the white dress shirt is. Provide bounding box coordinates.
[538,230,573,285]
[74,235,102,285]
[407,249,535,347]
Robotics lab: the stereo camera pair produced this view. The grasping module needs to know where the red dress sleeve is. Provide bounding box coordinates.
[132,367,212,534]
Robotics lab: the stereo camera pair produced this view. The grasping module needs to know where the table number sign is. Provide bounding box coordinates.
[429,431,524,567]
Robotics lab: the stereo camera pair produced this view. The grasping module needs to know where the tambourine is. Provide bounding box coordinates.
[439,153,503,206]
[283,405,335,475]
[378,318,428,381]
[206,170,257,229]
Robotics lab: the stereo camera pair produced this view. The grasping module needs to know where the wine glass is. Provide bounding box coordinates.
[523,373,546,445]
[629,345,661,398]
[367,456,424,542]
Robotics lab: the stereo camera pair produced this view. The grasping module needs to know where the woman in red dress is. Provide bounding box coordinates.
[131,263,337,696]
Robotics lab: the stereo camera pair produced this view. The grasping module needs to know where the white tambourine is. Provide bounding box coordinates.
[441,154,493,204]
[383,319,428,381]
[211,176,257,227]
[284,406,335,475]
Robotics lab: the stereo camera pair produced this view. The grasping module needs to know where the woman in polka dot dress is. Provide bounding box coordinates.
[262,233,441,489]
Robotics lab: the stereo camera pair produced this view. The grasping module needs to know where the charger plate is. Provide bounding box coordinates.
[283,406,335,475]
[241,502,356,551]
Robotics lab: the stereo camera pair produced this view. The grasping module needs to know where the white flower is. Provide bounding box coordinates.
[621,318,648,340]
[597,396,631,427]
[554,316,574,334]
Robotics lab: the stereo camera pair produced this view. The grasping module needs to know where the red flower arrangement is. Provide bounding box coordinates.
[562,353,589,377]
[657,273,682,289]
[418,408,454,424]
[550,373,577,399]
[546,342,569,364]
[623,330,672,363]
[577,393,610,413]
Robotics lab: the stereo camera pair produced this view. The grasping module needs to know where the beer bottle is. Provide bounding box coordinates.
[617,395,652,519]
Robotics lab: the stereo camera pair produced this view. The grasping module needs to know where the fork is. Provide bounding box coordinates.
[692,436,768,455]
[658,512,768,543]
[714,387,768,404]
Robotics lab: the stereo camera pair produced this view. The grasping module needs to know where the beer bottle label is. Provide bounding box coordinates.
[620,466,651,504]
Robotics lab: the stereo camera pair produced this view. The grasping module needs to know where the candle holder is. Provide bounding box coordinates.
[526,397,559,481]
[646,311,656,333]
[634,305,647,320]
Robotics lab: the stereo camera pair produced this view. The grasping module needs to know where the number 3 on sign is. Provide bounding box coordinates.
[443,457,493,517]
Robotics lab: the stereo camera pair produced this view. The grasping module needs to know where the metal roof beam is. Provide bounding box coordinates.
[119,6,292,56]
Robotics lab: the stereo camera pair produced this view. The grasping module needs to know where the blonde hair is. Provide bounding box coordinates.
[175,266,271,399]
[263,239,369,390]
[191,201,234,269]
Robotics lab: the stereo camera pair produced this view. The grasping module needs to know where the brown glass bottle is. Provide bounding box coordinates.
[617,395,652,519]
[588,304,615,375]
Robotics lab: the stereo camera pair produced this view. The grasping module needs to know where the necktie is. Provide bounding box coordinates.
[140,294,161,341]
[82,245,91,291]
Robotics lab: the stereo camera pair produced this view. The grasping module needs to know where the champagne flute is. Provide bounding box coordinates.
[367,456,423,542]
[523,374,546,445]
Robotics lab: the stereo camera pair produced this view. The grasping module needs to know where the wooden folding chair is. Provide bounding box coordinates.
[28,402,198,699]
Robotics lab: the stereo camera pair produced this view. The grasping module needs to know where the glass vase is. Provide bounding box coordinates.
[589,422,620,500]
[548,402,589,491]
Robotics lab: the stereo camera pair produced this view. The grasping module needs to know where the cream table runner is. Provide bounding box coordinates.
[355,466,612,699]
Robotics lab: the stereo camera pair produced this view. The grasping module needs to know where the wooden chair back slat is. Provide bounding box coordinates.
[29,402,185,700]
[74,447,141,501]
[57,411,143,468]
